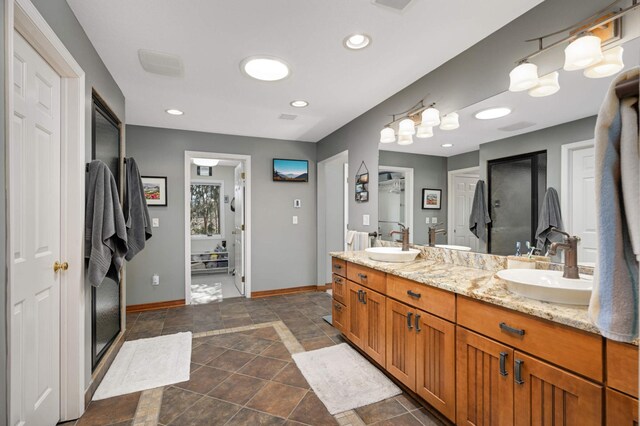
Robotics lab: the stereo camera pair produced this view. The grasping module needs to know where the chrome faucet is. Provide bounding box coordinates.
[547,227,580,279]
[389,223,410,251]
[428,224,447,247]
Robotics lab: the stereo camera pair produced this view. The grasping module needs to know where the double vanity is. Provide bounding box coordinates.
[330,247,638,425]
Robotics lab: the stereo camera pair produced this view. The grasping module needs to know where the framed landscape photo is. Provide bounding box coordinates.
[422,188,441,210]
[273,159,309,182]
[142,176,168,206]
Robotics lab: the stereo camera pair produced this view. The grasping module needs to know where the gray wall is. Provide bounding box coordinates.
[1,0,7,422]
[447,151,480,171]
[379,151,448,246]
[125,125,317,305]
[316,0,615,236]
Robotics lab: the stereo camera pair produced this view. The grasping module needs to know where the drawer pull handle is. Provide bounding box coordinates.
[500,322,525,336]
[499,352,508,376]
[407,290,422,299]
[515,359,525,384]
[357,289,363,303]
[358,273,368,280]
[333,264,342,269]
[407,312,413,330]
[334,303,342,311]
[415,314,421,332]
[362,291,367,305]
[334,277,343,284]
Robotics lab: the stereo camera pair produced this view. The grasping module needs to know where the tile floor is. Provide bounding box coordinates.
[60,292,448,426]
[191,274,242,304]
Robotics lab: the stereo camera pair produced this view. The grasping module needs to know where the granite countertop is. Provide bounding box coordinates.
[331,250,602,337]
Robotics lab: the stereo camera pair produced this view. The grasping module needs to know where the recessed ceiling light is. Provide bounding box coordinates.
[441,143,454,148]
[241,56,290,81]
[290,100,308,108]
[475,107,512,120]
[166,109,184,115]
[344,33,371,50]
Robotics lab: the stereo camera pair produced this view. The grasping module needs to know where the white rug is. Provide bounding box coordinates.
[292,343,401,414]
[93,332,192,400]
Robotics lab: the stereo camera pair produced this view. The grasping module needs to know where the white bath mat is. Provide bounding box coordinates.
[292,343,401,414]
[93,332,192,400]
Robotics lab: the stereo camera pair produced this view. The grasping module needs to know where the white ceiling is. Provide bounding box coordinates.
[67,0,541,142]
[381,36,640,157]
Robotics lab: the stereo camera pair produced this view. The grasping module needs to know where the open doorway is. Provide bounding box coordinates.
[184,151,251,304]
[378,165,413,242]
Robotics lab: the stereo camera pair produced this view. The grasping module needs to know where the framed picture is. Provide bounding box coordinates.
[355,161,369,203]
[142,176,168,206]
[197,166,212,176]
[273,159,309,182]
[356,191,369,202]
[422,188,442,210]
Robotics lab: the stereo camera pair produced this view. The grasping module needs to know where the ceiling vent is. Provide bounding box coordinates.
[498,121,536,132]
[138,49,184,77]
[371,0,414,12]
[279,114,298,120]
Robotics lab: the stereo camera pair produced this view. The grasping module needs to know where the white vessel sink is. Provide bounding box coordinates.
[435,244,472,251]
[496,269,593,306]
[365,247,420,263]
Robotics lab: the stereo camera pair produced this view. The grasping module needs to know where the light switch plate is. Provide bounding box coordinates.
[425,217,430,224]
[363,214,370,226]
[294,199,301,208]
[432,217,438,224]
[152,218,160,227]
[293,216,298,225]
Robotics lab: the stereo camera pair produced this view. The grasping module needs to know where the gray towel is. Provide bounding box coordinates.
[469,180,491,241]
[124,158,152,261]
[535,188,564,251]
[85,160,128,287]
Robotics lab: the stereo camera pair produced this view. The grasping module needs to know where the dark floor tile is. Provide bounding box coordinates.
[158,387,203,425]
[242,326,281,341]
[260,342,293,361]
[76,392,141,426]
[190,343,227,365]
[409,408,447,426]
[175,365,230,394]
[207,349,256,372]
[300,336,336,351]
[223,317,254,328]
[207,374,267,405]
[394,394,423,412]
[271,363,309,389]
[246,382,307,418]
[125,313,139,327]
[237,356,288,380]
[161,324,196,335]
[374,413,424,426]
[231,335,273,354]
[288,392,337,425]
[136,310,167,321]
[227,408,286,425]
[191,321,226,333]
[168,396,240,425]
[355,399,408,424]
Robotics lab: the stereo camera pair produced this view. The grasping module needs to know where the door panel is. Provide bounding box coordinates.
[234,163,245,295]
[10,31,61,426]
[363,289,385,365]
[453,175,479,251]
[569,145,597,264]
[456,327,514,426]
[415,311,456,422]
[606,388,638,426]
[332,274,347,305]
[346,281,366,349]
[513,352,602,426]
[332,300,347,334]
[385,299,416,390]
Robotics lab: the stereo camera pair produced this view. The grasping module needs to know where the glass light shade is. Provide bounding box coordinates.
[584,46,624,78]
[564,35,603,71]
[509,62,539,92]
[242,56,290,81]
[397,134,414,145]
[439,112,459,130]
[528,71,560,97]
[398,118,416,136]
[421,107,440,126]
[193,158,219,167]
[416,125,434,138]
[380,127,396,143]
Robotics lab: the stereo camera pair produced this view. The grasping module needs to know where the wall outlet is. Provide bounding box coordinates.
[363,214,370,226]
[152,218,160,227]
[293,216,298,225]
[293,199,301,208]
[152,274,160,286]
[432,217,438,224]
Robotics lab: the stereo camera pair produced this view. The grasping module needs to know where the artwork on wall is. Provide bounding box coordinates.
[273,159,309,182]
[422,188,442,210]
[141,176,168,206]
[197,166,212,176]
[355,161,369,203]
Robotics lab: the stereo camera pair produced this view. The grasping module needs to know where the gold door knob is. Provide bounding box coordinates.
[53,261,69,272]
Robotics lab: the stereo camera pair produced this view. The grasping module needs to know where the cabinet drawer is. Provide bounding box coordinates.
[347,263,386,294]
[332,258,347,277]
[606,388,638,426]
[607,340,638,398]
[387,275,455,322]
[332,274,347,305]
[457,297,603,381]
[332,300,347,334]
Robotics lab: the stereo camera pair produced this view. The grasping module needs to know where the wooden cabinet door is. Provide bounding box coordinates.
[332,274,347,305]
[362,289,386,366]
[513,352,602,426]
[456,327,514,426]
[385,299,416,390]
[346,281,366,349]
[415,310,456,423]
[606,388,638,426]
[332,300,347,334]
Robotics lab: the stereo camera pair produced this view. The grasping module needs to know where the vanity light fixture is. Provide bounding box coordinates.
[166,108,184,115]
[398,118,416,136]
[380,127,396,143]
[584,46,624,78]
[421,107,441,126]
[439,112,460,130]
[193,158,219,167]
[397,134,414,145]
[475,107,512,120]
[528,72,560,97]
[380,100,461,145]
[509,62,539,92]
[441,143,454,148]
[290,100,308,108]
[241,56,290,81]
[564,34,603,71]
[344,33,371,50]
[416,125,434,138]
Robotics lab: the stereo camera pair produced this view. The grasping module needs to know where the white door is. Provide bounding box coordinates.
[10,31,62,426]
[234,163,245,295]
[568,145,597,264]
[452,175,479,251]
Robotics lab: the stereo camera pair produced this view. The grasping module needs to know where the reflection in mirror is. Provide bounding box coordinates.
[378,166,412,242]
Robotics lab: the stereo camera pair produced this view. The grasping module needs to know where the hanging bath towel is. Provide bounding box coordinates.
[124,158,152,261]
[469,180,491,241]
[535,188,564,252]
